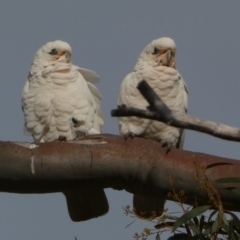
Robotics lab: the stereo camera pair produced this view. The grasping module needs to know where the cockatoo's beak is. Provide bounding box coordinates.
[56,51,71,63]
[157,49,176,68]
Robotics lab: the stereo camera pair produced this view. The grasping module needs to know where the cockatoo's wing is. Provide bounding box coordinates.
[22,80,31,136]
[78,68,100,84]
[118,72,151,138]
[175,76,188,149]
[86,81,104,134]
[176,129,185,149]
[77,67,103,134]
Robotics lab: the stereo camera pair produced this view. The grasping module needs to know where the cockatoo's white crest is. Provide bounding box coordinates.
[118,37,188,218]
[151,37,176,49]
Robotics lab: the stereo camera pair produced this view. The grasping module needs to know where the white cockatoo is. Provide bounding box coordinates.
[118,37,188,218]
[22,40,108,221]
[22,40,104,142]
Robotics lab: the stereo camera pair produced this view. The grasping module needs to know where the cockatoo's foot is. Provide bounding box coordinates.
[124,132,136,140]
[58,135,67,141]
[72,118,79,127]
[161,141,172,153]
[75,136,84,140]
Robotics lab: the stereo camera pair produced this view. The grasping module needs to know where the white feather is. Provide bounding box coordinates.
[78,68,100,84]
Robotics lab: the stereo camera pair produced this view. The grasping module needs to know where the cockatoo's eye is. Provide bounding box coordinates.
[49,49,58,55]
[152,47,159,55]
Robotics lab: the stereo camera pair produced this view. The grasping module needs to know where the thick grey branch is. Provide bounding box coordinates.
[1,134,240,212]
[111,80,240,142]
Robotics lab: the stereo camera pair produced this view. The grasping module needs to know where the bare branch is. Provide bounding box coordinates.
[1,134,240,213]
[111,80,240,142]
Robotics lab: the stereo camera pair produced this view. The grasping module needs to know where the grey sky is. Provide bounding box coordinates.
[0,1,239,239]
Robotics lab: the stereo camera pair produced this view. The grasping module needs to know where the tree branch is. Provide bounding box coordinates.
[111,80,240,142]
[1,134,240,212]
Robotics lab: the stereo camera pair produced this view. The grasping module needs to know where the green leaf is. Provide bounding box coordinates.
[208,210,217,222]
[189,224,201,235]
[155,221,184,229]
[221,222,238,240]
[222,213,229,226]
[172,205,211,232]
[203,218,219,235]
[184,223,192,236]
[173,235,207,240]
[229,220,234,240]
[225,187,237,190]
[215,177,240,183]
[155,232,160,240]
[193,217,199,226]
[220,222,229,232]
[167,234,192,240]
[206,162,234,170]
[229,188,240,196]
[233,225,240,234]
[232,230,239,240]
[226,211,240,229]
[199,215,206,232]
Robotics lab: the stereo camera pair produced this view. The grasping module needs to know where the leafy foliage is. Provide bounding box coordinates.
[215,177,240,183]
[124,162,240,240]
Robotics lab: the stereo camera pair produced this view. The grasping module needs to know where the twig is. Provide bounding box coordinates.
[111,80,240,142]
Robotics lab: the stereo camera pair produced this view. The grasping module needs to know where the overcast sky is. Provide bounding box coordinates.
[0,1,240,240]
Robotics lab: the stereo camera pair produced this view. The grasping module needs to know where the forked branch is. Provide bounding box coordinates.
[111,80,240,142]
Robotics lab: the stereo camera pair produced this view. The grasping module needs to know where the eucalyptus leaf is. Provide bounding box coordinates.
[155,221,183,229]
[203,218,219,235]
[215,177,240,183]
[167,234,191,240]
[222,213,229,226]
[206,162,234,170]
[229,188,240,196]
[199,215,205,232]
[227,211,240,229]
[173,205,211,232]
[221,222,238,240]
[190,224,201,235]
[208,210,217,222]
[155,232,160,240]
